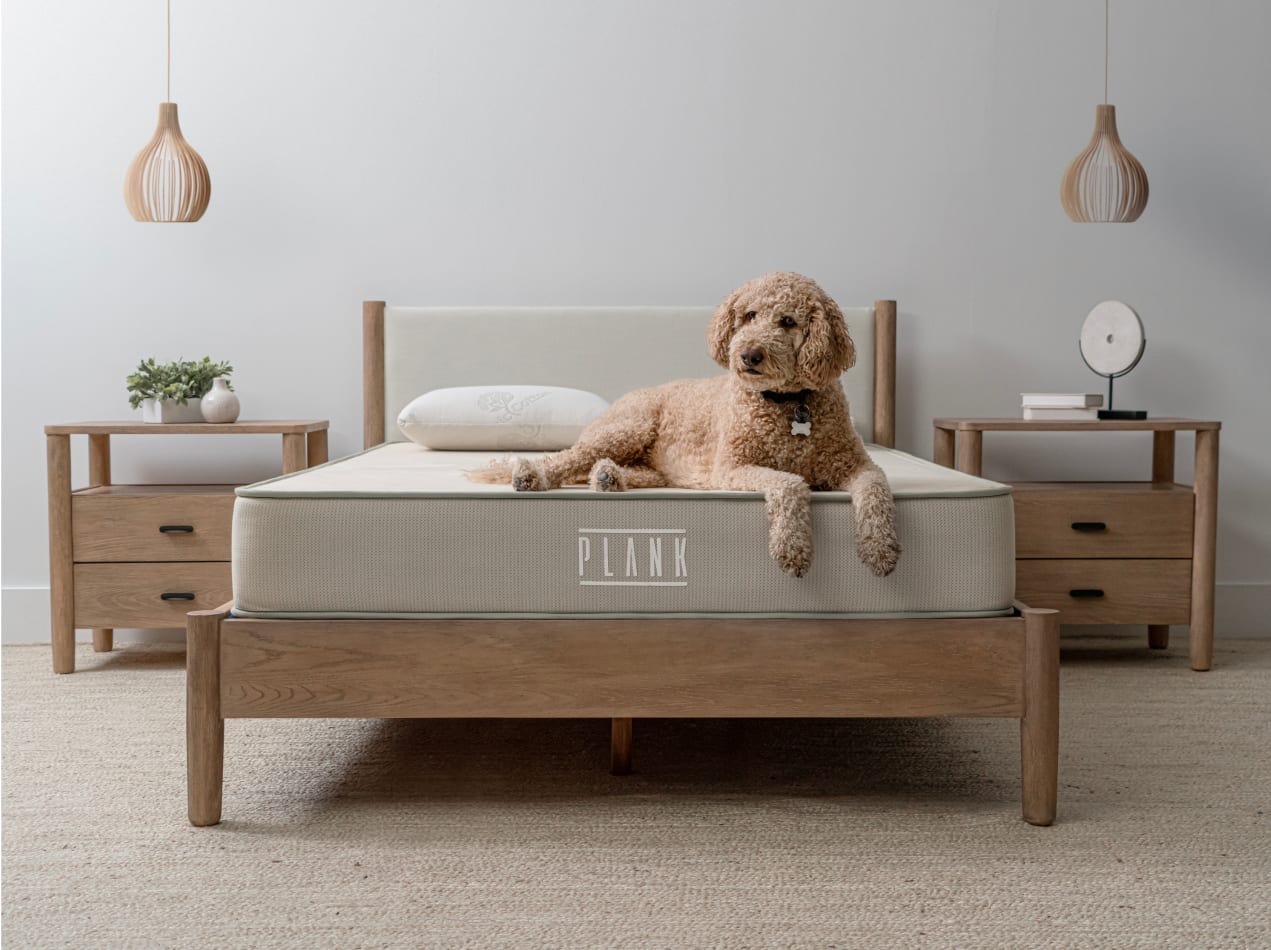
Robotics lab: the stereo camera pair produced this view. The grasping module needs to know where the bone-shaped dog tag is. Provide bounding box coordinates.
[791,404,812,437]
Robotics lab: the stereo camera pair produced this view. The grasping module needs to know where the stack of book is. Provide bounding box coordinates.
[1020,393,1103,420]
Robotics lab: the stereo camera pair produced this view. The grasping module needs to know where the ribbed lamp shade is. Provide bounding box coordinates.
[124,103,210,222]
[1060,106,1149,223]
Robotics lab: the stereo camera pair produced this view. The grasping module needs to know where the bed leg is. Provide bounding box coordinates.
[1020,607,1060,826]
[187,605,228,826]
[610,718,633,775]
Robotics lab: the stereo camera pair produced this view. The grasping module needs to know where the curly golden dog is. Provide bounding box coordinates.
[470,272,900,578]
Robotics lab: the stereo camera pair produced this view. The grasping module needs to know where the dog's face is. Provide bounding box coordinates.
[707,272,856,392]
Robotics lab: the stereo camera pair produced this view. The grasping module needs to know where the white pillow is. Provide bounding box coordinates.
[397,385,610,450]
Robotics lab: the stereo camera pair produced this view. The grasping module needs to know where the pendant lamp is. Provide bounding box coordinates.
[124,0,210,222]
[1060,0,1147,223]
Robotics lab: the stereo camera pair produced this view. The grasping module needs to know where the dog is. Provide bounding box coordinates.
[469,272,900,578]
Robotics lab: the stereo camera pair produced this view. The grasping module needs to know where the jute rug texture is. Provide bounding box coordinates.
[3,639,1268,948]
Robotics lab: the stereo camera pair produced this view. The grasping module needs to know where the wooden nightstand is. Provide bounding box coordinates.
[44,420,329,673]
[932,418,1220,671]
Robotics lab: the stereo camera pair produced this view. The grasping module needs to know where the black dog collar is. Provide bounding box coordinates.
[760,388,815,404]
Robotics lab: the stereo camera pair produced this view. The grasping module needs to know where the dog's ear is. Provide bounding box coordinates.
[707,289,740,368]
[798,296,856,386]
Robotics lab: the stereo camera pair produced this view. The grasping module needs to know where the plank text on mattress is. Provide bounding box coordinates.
[577,528,688,587]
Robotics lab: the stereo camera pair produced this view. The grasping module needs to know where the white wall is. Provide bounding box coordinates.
[4,0,1269,643]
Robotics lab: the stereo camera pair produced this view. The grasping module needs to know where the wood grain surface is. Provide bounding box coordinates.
[873,300,896,449]
[219,617,1027,720]
[1020,606,1060,826]
[46,434,75,673]
[1014,559,1191,624]
[187,604,229,826]
[1190,429,1220,671]
[44,420,328,435]
[933,418,1220,433]
[73,562,232,629]
[72,490,235,562]
[363,300,386,448]
[1012,483,1193,558]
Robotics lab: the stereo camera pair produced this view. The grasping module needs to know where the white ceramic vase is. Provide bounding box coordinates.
[141,398,204,424]
[200,378,240,424]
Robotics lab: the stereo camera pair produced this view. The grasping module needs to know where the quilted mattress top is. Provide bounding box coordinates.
[238,442,1011,500]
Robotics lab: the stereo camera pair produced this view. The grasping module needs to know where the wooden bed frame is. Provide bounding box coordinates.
[186,299,1059,827]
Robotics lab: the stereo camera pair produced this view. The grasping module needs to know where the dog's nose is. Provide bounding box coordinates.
[740,348,765,368]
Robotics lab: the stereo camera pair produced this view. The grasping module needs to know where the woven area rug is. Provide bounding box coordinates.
[3,638,1269,949]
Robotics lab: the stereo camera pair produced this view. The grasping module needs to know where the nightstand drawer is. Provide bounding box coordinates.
[72,487,235,562]
[1013,484,1193,558]
[1015,559,1191,624]
[73,562,232,628]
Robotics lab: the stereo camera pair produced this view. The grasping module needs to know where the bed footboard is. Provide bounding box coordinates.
[186,606,1058,826]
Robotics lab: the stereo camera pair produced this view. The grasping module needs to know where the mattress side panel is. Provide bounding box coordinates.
[232,493,1015,617]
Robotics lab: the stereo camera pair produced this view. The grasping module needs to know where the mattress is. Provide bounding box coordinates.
[232,443,1015,619]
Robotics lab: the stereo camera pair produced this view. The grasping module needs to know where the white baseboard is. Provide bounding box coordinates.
[3,582,1268,645]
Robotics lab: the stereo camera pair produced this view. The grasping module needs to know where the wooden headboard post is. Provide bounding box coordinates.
[363,300,386,449]
[363,297,898,450]
[873,300,897,449]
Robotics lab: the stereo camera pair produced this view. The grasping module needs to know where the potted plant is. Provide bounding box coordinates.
[126,357,234,423]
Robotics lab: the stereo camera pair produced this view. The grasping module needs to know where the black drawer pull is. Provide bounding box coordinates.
[1070,521,1107,532]
[160,592,196,601]
[1069,588,1105,598]
[159,524,195,534]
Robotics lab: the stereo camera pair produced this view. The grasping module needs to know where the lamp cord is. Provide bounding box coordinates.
[1104,0,1109,104]
[167,0,171,102]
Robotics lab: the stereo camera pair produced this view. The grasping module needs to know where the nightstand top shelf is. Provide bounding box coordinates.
[1009,480,1192,494]
[72,483,240,497]
[933,417,1220,433]
[45,420,328,435]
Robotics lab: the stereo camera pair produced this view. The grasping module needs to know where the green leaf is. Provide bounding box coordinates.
[124,355,234,403]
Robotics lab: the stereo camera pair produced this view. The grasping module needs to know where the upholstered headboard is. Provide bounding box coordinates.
[363,301,896,448]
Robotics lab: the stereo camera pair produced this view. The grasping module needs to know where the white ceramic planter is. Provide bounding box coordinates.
[141,398,205,424]
[200,378,241,424]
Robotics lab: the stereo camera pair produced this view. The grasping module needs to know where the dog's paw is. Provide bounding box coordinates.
[770,533,813,578]
[510,457,548,492]
[589,459,626,493]
[857,533,901,578]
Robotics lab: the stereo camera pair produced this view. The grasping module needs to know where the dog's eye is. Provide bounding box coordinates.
[779,315,797,328]
[742,311,757,322]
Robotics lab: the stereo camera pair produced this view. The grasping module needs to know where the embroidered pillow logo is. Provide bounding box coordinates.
[476,390,551,422]
[473,389,553,446]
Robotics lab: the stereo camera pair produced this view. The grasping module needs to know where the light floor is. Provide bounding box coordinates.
[3,638,1269,949]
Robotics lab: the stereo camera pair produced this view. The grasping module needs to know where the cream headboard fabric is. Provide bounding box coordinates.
[380,305,877,443]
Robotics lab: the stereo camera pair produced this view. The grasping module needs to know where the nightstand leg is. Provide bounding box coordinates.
[88,434,113,654]
[1149,434,1175,651]
[933,427,955,468]
[1190,430,1219,671]
[46,434,75,674]
[1152,431,1175,484]
[956,430,983,476]
[306,429,328,468]
[282,433,306,474]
